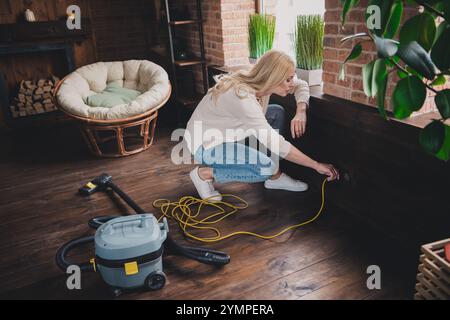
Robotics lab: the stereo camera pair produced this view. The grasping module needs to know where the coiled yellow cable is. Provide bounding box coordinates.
[153,178,328,243]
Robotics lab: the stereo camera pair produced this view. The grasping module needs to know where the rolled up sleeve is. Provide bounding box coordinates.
[291,76,310,108]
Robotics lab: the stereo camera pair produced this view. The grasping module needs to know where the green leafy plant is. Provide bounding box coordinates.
[339,0,450,161]
[293,14,325,70]
[248,14,276,59]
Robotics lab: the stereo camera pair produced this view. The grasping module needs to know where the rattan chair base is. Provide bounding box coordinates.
[79,111,158,158]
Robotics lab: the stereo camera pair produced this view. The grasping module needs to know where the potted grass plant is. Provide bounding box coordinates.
[248,14,276,63]
[293,14,324,86]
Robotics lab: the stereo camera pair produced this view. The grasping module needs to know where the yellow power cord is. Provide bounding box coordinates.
[153,178,328,243]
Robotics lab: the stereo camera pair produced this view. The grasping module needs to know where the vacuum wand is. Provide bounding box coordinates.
[79,174,230,266]
[79,173,157,215]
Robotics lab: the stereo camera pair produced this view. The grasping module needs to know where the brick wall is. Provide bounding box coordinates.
[177,0,255,67]
[172,0,255,92]
[221,0,256,66]
[323,0,445,115]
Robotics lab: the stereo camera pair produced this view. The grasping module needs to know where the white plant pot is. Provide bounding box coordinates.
[249,57,258,64]
[296,68,323,86]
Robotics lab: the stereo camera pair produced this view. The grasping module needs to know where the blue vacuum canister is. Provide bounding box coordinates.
[94,214,168,293]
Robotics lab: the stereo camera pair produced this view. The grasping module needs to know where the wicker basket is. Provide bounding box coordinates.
[414,238,450,300]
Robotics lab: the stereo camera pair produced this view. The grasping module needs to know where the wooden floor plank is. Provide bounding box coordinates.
[0,124,416,299]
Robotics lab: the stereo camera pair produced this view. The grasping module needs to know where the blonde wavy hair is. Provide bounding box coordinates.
[209,50,296,102]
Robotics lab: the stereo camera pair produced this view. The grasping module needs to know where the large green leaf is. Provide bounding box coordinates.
[374,35,399,58]
[363,61,375,97]
[431,26,450,72]
[341,0,360,26]
[384,0,403,39]
[399,13,436,52]
[372,59,387,97]
[434,20,448,46]
[345,43,363,62]
[392,76,427,119]
[435,89,450,119]
[420,120,446,155]
[436,125,450,161]
[373,59,388,118]
[397,41,437,80]
[339,43,363,80]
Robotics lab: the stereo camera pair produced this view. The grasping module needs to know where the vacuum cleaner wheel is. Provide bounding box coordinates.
[145,271,166,291]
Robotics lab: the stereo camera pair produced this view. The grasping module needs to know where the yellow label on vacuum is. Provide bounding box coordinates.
[124,261,139,276]
[86,182,96,189]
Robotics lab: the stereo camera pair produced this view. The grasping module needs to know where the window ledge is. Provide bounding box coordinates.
[310,86,445,130]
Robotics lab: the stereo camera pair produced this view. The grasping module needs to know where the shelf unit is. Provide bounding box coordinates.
[163,0,209,114]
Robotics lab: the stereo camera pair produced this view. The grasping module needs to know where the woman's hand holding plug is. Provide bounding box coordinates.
[314,162,340,181]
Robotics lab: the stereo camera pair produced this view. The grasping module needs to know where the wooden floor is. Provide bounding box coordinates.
[0,123,418,300]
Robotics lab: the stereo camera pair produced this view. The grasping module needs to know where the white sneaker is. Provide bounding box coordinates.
[189,167,222,202]
[264,173,309,192]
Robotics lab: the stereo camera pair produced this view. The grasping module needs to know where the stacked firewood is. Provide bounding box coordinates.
[10,75,60,118]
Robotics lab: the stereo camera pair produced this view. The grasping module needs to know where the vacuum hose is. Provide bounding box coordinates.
[165,238,230,265]
[55,216,117,272]
[55,235,95,272]
[55,175,230,273]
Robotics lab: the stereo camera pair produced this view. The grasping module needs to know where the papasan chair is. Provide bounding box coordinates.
[55,60,171,157]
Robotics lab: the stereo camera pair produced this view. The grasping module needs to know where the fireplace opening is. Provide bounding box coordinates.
[8,75,60,119]
[0,42,75,128]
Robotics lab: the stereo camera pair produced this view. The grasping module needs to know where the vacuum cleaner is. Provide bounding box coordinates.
[56,173,230,297]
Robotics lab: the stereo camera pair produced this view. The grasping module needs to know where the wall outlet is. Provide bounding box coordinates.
[342,171,357,187]
[343,172,351,183]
